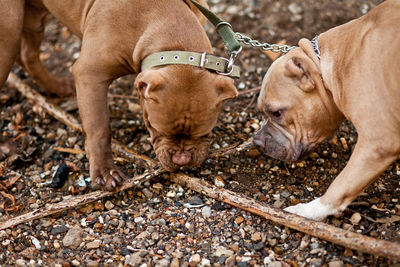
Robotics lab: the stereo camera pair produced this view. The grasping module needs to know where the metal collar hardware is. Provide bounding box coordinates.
[311,35,321,60]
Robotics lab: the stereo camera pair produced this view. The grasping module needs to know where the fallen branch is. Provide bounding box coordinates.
[0,168,165,230]
[170,172,400,261]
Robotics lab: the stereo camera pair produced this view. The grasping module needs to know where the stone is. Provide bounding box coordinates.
[199,258,211,267]
[350,212,362,224]
[310,258,323,267]
[15,259,26,267]
[191,253,201,263]
[235,216,244,225]
[188,196,203,206]
[251,232,262,242]
[201,206,212,218]
[328,261,344,267]
[104,200,114,210]
[20,247,37,260]
[214,246,234,257]
[128,252,143,266]
[156,259,170,267]
[225,255,236,267]
[86,240,101,249]
[62,226,83,249]
[51,225,69,236]
[170,258,180,267]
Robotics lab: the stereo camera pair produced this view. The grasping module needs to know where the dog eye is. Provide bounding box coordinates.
[269,109,283,119]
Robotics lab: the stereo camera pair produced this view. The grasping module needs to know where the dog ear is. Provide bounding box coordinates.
[216,76,239,102]
[134,70,165,101]
[285,57,315,92]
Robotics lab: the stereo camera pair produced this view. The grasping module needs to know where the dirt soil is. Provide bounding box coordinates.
[1,0,399,266]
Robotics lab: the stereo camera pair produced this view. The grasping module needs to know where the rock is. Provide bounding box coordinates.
[62,226,83,249]
[104,200,114,210]
[214,246,234,257]
[128,102,141,113]
[229,244,239,253]
[268,262,282,267]
[156,259,170,267]
[188,196,203,206]
[189,254,201,266]
[86,240,101,249]
[128,252,143,266]
[170,258,180,267]
[350,212,362,224]
[328,261,344,267]
[310,258,323,267]
[214,176,225,187]
[86,260,100,267]
[225,255,236,267]
[15,259,26,267]
[136,231,149,239]
[20,247,37,259]
[51,225,69,236]
[201,206,212,218]
[199,258,211,267]
[235,216,244,225]
[251,232,262,242]
[30,236,41,249]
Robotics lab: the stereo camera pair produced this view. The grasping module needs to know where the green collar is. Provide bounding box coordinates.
[141,51,240,78]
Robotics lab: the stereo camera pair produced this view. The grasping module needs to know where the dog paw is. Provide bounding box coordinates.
[91,167,126,191]
[44,77,76,97]
[284,198,335,221]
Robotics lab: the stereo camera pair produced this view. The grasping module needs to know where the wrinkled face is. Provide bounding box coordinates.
[135,66,238,171]
[254,52,340,162]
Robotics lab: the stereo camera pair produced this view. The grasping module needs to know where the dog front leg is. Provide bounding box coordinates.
[285,140,399,221]
[72,58,126,191]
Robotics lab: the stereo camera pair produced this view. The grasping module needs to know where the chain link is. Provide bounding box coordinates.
[234,32,297,54]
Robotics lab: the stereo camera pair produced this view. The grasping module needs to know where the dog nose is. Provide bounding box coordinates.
[172,151,191,166]
[253,135,265,150]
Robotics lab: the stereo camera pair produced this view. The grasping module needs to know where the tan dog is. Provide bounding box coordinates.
[254,0,400,221]
[0,0,238,190]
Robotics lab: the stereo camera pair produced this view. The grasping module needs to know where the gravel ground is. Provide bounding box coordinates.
[1,0,399,266]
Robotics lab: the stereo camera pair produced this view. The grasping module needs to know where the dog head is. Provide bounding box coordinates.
[254,45,343,162]
[135,65,238,171]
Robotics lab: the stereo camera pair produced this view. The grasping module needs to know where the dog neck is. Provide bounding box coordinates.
[299,38,345,126]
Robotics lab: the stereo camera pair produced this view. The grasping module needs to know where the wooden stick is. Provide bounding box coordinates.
[0,168,165,230]
[170,172,400,260]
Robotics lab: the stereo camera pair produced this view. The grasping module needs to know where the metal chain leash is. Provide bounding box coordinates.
[234,32,297,53]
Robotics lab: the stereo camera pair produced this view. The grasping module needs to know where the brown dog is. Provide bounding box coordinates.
[0,0,238,190]
[254,0,400,221]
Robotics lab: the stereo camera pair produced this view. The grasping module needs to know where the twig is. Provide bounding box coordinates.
[0,168,165,230]
[238,86,260,96]
[243,91,258,112]
[211,138,254,157]
[170,172,400,260]
[108,93,137,100]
